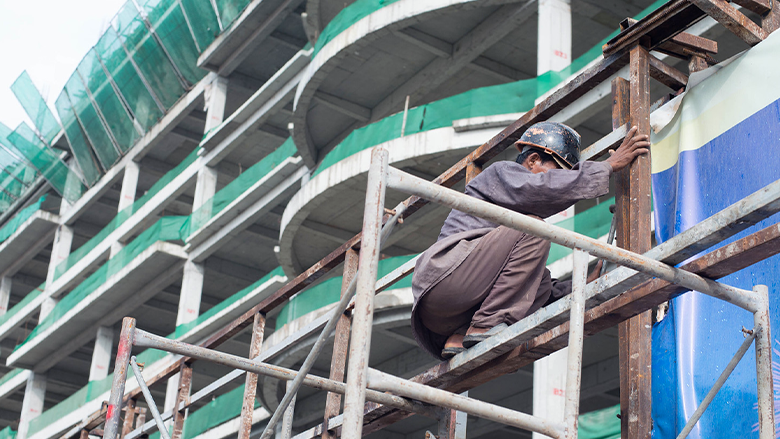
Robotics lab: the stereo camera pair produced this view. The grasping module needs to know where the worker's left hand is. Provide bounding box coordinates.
[587,260,604,283]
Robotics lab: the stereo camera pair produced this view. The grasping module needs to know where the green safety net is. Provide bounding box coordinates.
[27,374,114,437]
[136,0,208,86]
[0,369,24,389]
[0,426,16,439]
[172,266,285,338]
[96,27,165,132]
[276,254,416,328]
[181,138,296,238]
[53,147,199,281]
[5,123,86,203]
[214,0,251,32]
[114,1,186,109]
[0,195,46,245]
[77,49,141,154]
[54,90,104,186]
[579,404,620,439]
[313,0,669,177]
[10,72,61,145]
[179,0,221,51]
[16,216,188,350]
[0,280,44,339]
[547,199,615,264]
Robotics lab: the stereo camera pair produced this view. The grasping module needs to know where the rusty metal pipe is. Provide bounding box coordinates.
[104,318,137,439]
[385,167,759,313]
[131,328,436,418]
[675,329,757,439]
[366,369,565,438]
[563,249,588,438]
[130,357,171,439]
[752,285,775,439]
[342,146,390,438]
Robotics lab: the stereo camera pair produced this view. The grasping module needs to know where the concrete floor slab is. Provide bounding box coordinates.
[0,211,59,278]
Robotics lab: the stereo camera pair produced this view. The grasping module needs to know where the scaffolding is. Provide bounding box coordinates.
[68,2,780,439]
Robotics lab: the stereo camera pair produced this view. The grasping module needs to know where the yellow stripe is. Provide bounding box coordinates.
[651,30,780,173]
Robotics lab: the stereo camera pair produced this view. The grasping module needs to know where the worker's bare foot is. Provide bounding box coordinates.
[441,334,465,359]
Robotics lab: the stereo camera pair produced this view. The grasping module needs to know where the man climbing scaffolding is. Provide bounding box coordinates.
[410,122,650,360]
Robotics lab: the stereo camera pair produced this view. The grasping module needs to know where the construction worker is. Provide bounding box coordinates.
[410,122,650,360]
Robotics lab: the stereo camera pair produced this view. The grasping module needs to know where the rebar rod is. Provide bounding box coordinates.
[366,368,565,438]
[675,329,757,439]
[131,328,438,418]
[386,167,759,312]
[563,249,588,438]
[130,356,171,439]
[258,196,406,439]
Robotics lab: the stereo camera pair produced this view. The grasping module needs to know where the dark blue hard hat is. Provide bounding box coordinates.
[514,122,581,169]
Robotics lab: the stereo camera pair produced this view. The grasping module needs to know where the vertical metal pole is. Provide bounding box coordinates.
[753,285,775,439]
[615,44,653,439]
[121,399,137,439]
[280,380,297,439]
[239,313,267,439]
[563,249,588,439]
[322,248,358,439]
[104,317,137,439]
[341,146,389,438]
[437,392,468,439]
[171,364,193,439]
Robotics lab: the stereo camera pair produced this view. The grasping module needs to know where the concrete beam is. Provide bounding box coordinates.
[393,28,452,58]
[204,256,264,282]
[258,123,290,141]
[312,92,371,122]
[469,56,528,82]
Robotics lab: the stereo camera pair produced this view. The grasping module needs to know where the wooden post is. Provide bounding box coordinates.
[120,399,136,439]
[465,162,482,184]
[170,364,193,439]
[613,43,653,439]
[762,0,780,33]
[321,247,359,439]
[238,312,267,439]
[437,393,467,439]
[688,54,708,73]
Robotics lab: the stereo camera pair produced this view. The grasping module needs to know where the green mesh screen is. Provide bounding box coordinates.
[312,0,401,57]
[96,28,165,131]
[214,0,251,31]
[27,374,114,437]
[0,426,16,439]
[53,147,199,281]
[181,384,259,439]
[173,266,285,338]
[579,404,620,439]
[0,195,46,244]
[179,0,220,51]
[17,216,187,350]
[182,138,296,238]
[64,73,121,170]
[276,254,415,329]
[54,91,103,186]
[6,123,85,202]
[0,369,24,388]
[77,49,141,154]
[137,0,207,86]
[547,199,615,264]
[0,282,45,330]
[10,72,61,145]
[114,1,185,109]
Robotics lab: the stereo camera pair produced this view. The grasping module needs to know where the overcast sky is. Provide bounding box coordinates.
[0,0,126,132]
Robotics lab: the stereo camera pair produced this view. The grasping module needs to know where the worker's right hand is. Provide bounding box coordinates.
[605,126,650,173]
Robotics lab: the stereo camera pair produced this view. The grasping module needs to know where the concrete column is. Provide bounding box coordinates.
[88,326,114,382]
[537,0,571,76]
[533,349,568,439]
[203,76,229,134]
[111,161,141,257]
[18,372,46,439]
[42,198,75,322]
[0,276,12,316]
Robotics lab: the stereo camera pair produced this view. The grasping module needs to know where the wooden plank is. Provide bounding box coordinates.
[617,44,653,439]
[170,364,193,439]
[648,52,688,89]
[689,0,768,45]
[733,0,772,15]
[238,313,266,439]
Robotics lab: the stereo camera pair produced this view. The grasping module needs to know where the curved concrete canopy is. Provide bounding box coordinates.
[257,289,420,413]
[278,124,504,277]
[291,0,657,167]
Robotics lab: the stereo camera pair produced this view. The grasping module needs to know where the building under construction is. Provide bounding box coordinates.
[0,0,778,438]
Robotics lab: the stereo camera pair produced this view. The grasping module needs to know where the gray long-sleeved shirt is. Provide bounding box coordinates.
[410,160,612,357]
